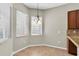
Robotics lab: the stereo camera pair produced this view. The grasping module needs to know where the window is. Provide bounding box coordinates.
[16,10,28,37]
[0,15,10,43]
[31,16,42,35]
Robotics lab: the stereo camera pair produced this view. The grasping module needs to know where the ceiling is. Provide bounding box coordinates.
[24,3,67,10]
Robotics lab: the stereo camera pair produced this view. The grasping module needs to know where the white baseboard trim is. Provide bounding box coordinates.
[11,44,44,56]
[44,44,67,50]
[11,44,67,56]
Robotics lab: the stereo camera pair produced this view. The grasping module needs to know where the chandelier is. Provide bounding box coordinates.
[36,3,40,23]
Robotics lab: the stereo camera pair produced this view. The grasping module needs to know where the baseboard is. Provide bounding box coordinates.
[11,44,44,56]
[11,44,67,56]
[44,44,67,50]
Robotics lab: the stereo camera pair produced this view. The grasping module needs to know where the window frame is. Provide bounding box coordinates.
[0,11,10,43]
[15,10,29,37]
[30,16,43,36]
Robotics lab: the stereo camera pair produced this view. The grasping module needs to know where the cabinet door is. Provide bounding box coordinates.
[68,11,77,29]
[77,11,79,29]
[68,39,77,56]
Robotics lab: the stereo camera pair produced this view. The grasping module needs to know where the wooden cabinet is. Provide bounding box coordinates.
[68,39,77,56]
[76,11,79,29]
[68,11,76,29]
[68,10,79,29]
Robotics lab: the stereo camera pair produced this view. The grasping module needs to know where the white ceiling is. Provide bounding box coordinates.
[24,3,67,10]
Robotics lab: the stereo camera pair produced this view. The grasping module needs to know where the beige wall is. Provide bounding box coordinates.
[44,3,79,49]
[0,3,13,56]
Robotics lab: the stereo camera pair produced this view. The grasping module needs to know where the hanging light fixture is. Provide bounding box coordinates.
[36,3,40,23]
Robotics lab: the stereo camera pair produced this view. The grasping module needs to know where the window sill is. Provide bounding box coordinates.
[31,35,43,37]
[16,35,29,38]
